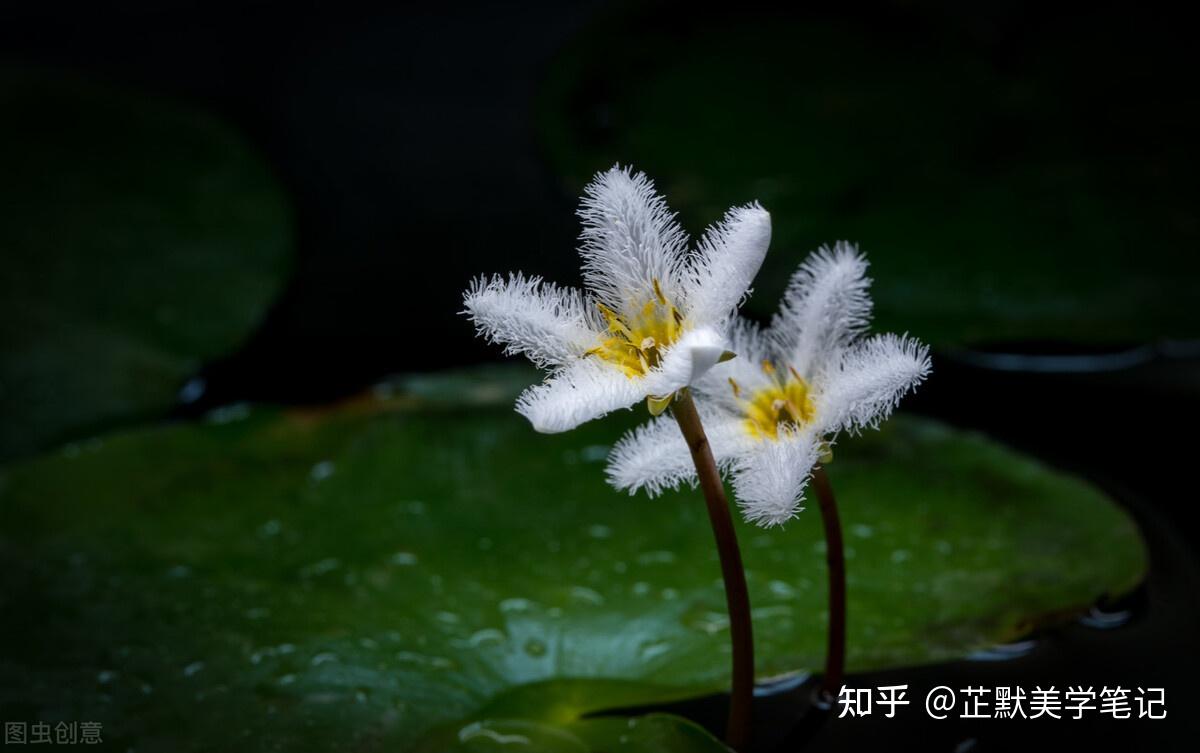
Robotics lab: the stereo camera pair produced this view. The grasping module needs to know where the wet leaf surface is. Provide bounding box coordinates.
[414,709,730,753]
[0,369,1145,750]
[0,69,291,459]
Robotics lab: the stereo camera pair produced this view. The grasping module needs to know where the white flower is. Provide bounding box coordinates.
[607,243,931,527]
[463,165,772,433]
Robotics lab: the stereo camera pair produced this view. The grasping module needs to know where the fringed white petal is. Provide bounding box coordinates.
[462,273,600,368]
[768,242,872,380]
[685,203,772,327]
[605,406,752,497]
[815,333,931,435]
[515,358,646,433]
[606,415,692,495]
[643,326,728,397]
[730,429,821,528]
[577,165,688,313]
[695,317,776,412]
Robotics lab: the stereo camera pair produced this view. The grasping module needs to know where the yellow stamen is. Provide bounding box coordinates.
[584,278,684,382]
[652,278,668,306]
[596,302,633,340]
[734,364,817,441]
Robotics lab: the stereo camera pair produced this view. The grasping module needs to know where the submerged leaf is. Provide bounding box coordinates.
[0,69,291,459]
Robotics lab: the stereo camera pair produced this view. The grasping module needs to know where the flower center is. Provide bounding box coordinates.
[586,279,683,378]
[731,361,816,441]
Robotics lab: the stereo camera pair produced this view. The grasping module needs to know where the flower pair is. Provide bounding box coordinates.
[464,166,929,526]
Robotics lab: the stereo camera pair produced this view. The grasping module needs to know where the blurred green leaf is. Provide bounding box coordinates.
[0,369,1145,750]
[537,9,1199,346]
[0,69,291,459]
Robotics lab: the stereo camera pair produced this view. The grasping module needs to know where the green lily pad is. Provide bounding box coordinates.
[411,679,733,751]
[0,369,1145,750]
[0,69,291,459]
[414,708,729,753]
[537,8,1199,346]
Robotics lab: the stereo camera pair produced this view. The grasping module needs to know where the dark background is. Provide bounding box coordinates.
[1,0,1191,404]
[3,0,609,405]
[2,1,1197,750]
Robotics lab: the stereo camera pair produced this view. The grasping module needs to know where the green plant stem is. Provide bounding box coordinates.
[812,464,846,698]
[671,389,754,750]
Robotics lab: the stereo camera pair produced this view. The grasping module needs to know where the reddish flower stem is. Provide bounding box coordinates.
[671,389,754,750]
[812,464,846,698]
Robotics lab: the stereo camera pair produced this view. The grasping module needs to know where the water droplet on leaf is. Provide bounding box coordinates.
[523,638,547,657]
